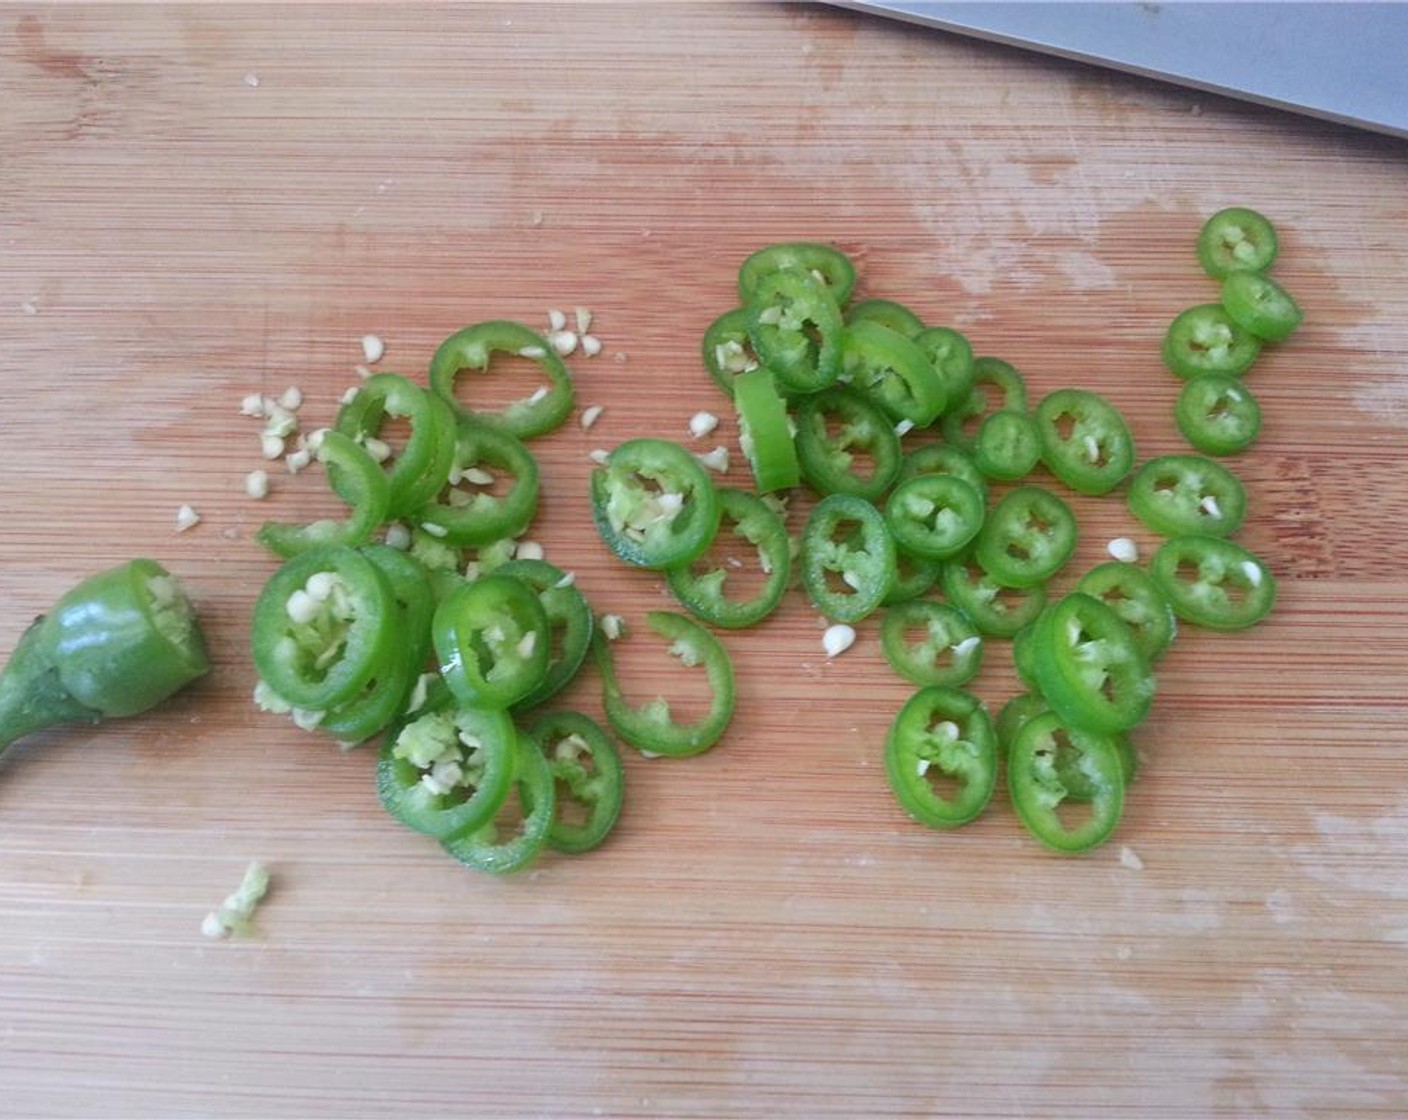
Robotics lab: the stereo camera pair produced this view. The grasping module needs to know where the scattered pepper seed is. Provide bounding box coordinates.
[244,470,270,500]
[580,404,604,430]
[1108,537,1139,564]
[175,504,202,533]
[360,334,385,363]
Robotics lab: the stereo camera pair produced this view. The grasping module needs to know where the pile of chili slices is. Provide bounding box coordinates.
[249,210,1298,869]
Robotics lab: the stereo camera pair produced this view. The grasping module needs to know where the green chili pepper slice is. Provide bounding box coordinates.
[665,488,791,629]
[1031,593,1154,735]
[1075,561,1177,663]
[733,367,800,493]
[794,387,901,501]
[845,298,925,338]
[913,327,976,408]
[1127,454,1247,539]
[974,485,1077,589]
[1010,605,1054,691]
[429,320,574,439]
[414,419,539,547]
[885,686,997,829]
[738,241,857,307]
[1163,304,1261,379]
[842,320,947,426]
[746,269,845,394]
[441,730,556,875]
[880,600,983,688]
[529,710,625,855]
[940,553,1047,638]
[801,493,896,623]
[1175,374,1261,456]
[491,559,594,713]
[432,574,551,711]
[883,549,943,606]
[1198,207,1278,279]
[995,692,1049,758]
[334,373,456,520]
[318,545,436,744]
[251,546,395,711]
[1008,711,1125,854]
[1221,271,1303,342]
[256,431,390,559]
[376,680,516,841]
[1,560,210,753]
[590,438,721,570]
[594,611,735,758]
[941,357,1027,454]
[974,409,1041,482]
[898,443,988,505]
[1034,389,1136,496]
[701,308,760,399]
[1149,535,1275,631]
[883,474,985,561]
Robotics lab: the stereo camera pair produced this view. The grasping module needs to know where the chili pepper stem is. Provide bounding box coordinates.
[0,620,101,756]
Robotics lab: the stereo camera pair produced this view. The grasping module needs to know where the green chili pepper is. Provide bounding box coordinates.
[842,320,947,426]
[940,553,1047,638]
[441,730,556,874]
[1175,374,1261,456]
[913,326,976,409]
[414,418,540,547]
[845,298,925,338]
[665,488,791,629]
[1220,271,1303,342]
[885,686,998,829]
[897,443,987,505]
[432,575,551,710]
[1163,304,1261,379]
[317,544,436,744]
[1075,561,1177,663]
[1008,711,1126,854]
[1197,207,1278,279]
[800,493,896,624]
[974,409,1041,482]
[496,559,594,713]
[732,368,800,493]
[794,387,901,501]
[528,710,625,855]
[1148,536,1275,631]
[594,611,735,758]
[746,269,845,394]
[973,485,1078,589]
[1031,593,1154,735]
[880,600,983,688]
[590,438,721,570]
[0,560,209,756]
[738,241,857,307]
[941,357,1027,454]
[376,679,516,841]
[883,474,985,561]
[1127,454,1247,539]
[256,431,390,559]
[251,546,395,711]
[1034,389,1135,496]
[701,308,760,399]
[429,320,574,439]
[333,373,456,519]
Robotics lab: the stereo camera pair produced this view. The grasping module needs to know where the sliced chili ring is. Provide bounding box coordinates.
[738,241,856,307]
[665,488,791,629]
[1127,454,1247,539]
[429,320,574,439]
[885,686,998,829]
[594,611,735,758]
[880,600,983,688]
[973,485,1077,589]
[590,438,721,569]
[1149,535,1275,631]
[1175,374,1261,456]
[1008,711,1126,854]
[733,367,800,493]
[794,386,901,501]
[800,493,896,624]
[528,710,624,855]
[441,730,556,875]
[1034,389,1135,496]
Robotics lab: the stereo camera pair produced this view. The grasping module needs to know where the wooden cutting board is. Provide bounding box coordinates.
[4,5,1407,1116]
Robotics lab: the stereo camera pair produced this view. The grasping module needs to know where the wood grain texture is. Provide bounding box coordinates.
[3,4,1408,1117]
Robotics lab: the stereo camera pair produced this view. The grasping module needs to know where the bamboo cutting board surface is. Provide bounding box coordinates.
[3,5,1408,1117]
